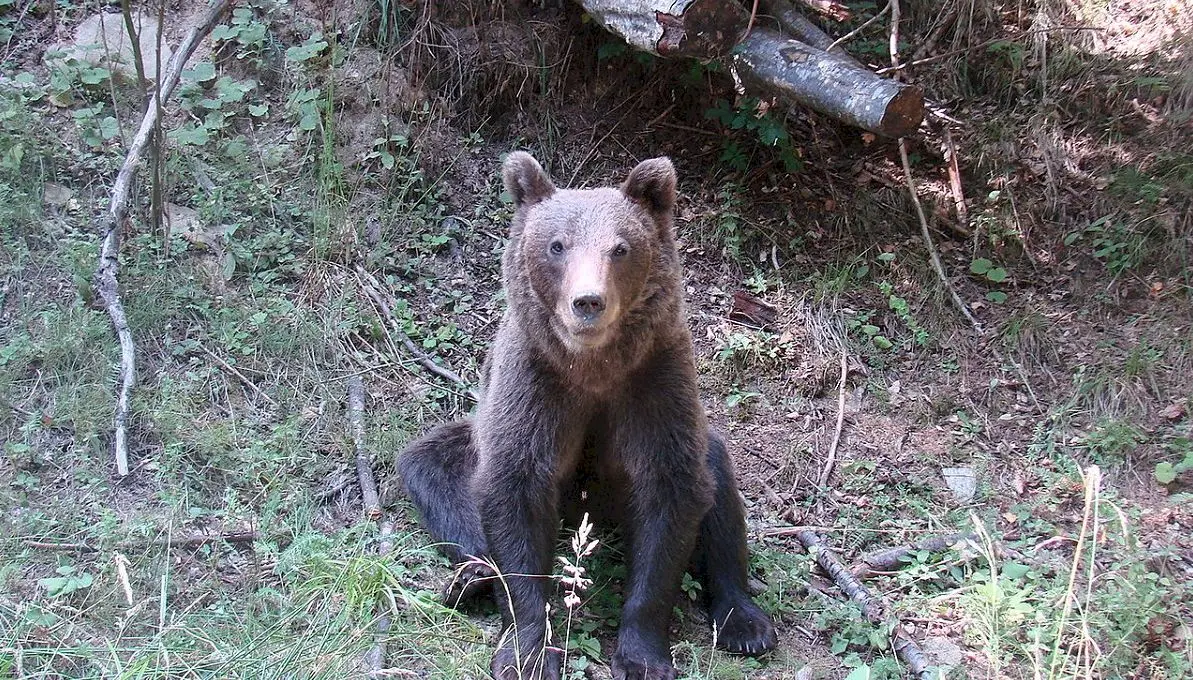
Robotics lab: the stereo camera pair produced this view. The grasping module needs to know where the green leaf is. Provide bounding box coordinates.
[872,335,893,350]
[986,291,1008,304]
[183,61,216,82]
[98,117,119,140]
[210,24,239,42]
[860,324,879,337]
[1155,462,1177,484]
[286,36,328,63]
[844,665,871,680]
[877,252,895,263]
[1002,562,1031,580]
[1063,231,1082,246]
[79,67,110,85]
[248,103,268,117]
[170,123,210,146]
[970,258,992,275]
[986,267,1008,283]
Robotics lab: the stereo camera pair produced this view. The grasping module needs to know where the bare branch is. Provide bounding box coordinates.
[94,0,233,476]
[793,528,939,679]
[349,375,381,521]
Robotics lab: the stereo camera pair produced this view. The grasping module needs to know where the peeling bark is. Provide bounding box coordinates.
[579,0,924,137]
[733,27,923,137]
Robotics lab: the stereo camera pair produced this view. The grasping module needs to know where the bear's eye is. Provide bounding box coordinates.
[550,241,564,255]
[611,244,629,258]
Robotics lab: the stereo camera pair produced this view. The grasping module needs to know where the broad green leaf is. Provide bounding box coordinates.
[970,258,992,275]
[1155,462,1177,484]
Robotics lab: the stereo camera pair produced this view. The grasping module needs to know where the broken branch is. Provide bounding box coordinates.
[817,347,849,487]
[851,532,975,578]
[887,0,980,330]
[94,0,232,476]
[349,375,381,521]
[355,266,479,401]
[23,530,262,553]
[733,27,924,137]
[793,528,938,679]
[578,0,923,137]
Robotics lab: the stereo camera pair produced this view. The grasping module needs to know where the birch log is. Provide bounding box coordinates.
[578,0,923,137]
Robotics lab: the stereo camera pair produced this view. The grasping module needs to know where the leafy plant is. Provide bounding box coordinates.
[705,98,801,173]
[38,564,94,598]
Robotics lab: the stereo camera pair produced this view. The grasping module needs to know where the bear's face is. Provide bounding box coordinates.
[503,153,677,353]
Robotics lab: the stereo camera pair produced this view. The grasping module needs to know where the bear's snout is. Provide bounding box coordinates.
[571,293,606,322]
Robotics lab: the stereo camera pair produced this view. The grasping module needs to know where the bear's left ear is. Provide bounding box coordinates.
[503,151,556,208]
[621,157,677,216]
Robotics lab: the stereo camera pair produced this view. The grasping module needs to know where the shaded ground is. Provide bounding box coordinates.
[1,1,1191,678]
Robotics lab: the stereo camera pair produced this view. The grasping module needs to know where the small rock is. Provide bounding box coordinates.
[1160,401,1186,422]
[920,636,964,674]
[942,466,977,503]
[46,11,173,83]
[43,182,73,209]
[165,203,203,243]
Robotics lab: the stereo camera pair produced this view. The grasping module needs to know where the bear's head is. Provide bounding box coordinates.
[502,152,678,354]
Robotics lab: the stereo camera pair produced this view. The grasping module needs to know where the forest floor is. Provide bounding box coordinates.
[1,1,1191,678]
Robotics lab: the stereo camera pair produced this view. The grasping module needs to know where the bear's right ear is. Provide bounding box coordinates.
[503,152,555,208]
[621,157,677,217]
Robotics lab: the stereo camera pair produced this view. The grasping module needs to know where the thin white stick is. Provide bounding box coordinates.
[94,0,232,476]
[817,347,849,486]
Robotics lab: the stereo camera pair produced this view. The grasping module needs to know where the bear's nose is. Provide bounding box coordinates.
[572,294,606,321]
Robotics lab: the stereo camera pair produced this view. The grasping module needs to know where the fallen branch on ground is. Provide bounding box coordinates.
[198,341,276,405]
[23,530,262,553]
[793,528,938,679]
[349,375,381,521]
[578,0,923,137]
[93,0,233,476]
[355,266,479,402]
[851,532,975,578]
[364,520,396,677]
[817,347,849,486]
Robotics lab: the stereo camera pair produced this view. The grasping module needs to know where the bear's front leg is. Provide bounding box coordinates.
[610,357,716,680]
[476,363,584,680]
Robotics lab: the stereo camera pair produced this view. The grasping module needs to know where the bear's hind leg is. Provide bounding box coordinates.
[397,420,494,607]
[694,433,778,656]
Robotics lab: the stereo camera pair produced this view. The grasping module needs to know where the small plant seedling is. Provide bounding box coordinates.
[38,565,94,598]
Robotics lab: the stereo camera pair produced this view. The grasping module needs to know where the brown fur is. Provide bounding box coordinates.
[398,153,776,680]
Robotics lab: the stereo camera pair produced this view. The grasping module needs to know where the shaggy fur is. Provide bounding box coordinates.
[399,153,777,680]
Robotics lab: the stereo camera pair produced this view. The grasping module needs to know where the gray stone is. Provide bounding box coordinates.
[47,11,173,82]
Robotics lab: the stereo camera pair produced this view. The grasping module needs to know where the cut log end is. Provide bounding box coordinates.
[656,0,747,57]
[879,85,925,138]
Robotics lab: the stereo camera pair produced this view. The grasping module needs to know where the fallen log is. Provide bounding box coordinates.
[733,27,923,137]
[578,0,923,137]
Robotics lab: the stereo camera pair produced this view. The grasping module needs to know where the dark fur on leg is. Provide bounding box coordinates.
[694,433,778,656]
[397,421,494,606]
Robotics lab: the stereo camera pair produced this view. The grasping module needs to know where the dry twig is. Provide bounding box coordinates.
[364,519,397,677]
[886,0,980,331]
[94,0,232,476]
[348,375,381,521]
[851,532,975,578]
[828,1,891,51]
[793,528,937,679]
[817,347,849,486]
[23,530,261,553]
[199,342,276,405]
[355,266,479,401]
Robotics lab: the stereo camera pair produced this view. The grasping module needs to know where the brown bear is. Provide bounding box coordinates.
[398,152,777,680]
